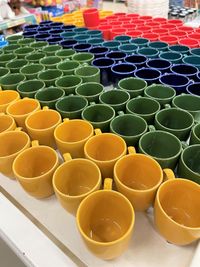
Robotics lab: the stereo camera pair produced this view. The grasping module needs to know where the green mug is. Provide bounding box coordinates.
[155,107,194,141]
[0,54,17,67]
[72,52,94,64]
[99,89,130,112]
[81,103,115,132]
[144,84,176,106]
[159,51,182,63]
[30,41,48,51]
[75,66,100,83]
[0,73,26,90]
[38,69,63,87]
[172,94,200,122]
[177,144,200,184]
[55,75,82,95]
[56,95,88,119]
[190,123,200,145]
[75,82,104,102]
[6,59,28,73]
[17,80,45,98]
[17,38,35,47]
[0,67,10,79]
[139,127,182,169]
[14,47,35,59]
[39,56,62,69]
[3,44,20,54]
[35,87,65,109]
[56,60,81,75]
[55,49,76,60]
[118,77,147,98]
[42,44,63,56]
[126,97,160,124]
[110,111,147,146]
[6,35,23,44]
[20,63,45,80]
[25,52,46,63]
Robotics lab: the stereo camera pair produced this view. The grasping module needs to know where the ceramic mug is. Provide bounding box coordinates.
[0,54,17,67]
[135,68,161,85]
[38,69,63,87]
[0,73,26,90]
[75,66,100,83]
[17,80,45,98]
[42,44,62,56]
[118,77,147,98]
[25,52,46,63]
[55,75,82,95]
[75,82,104,102]
[0,113,16,133]
[0,67,10,79]
[92,57,114,86]
[39,56,62,70]
[84,129,127,178]
[6,59,28,73]
[56,60,81,75]
[190,124,200,145]
[72,52,94,64]
[55,49,76,60]
[0,89,20,113]
[53,152,101,214]
[76,178,135,260]
[13,140,59,198]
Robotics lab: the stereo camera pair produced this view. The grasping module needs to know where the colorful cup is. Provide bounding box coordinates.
[0,113,16,133]
[55,75,82,95]
[118,77,147,98]
[75,82,103,102]
[55,49,76,60]
[0,73,25,90]
[0,90,20,113]
[159,51,182,63]
[92,57,114,86]
[137,47,159,58]
[56,60,80,75]
[14,47,35,59]
[190,124,200,145]
[125,54,148,69]
[17,80,45,98]
[38,69,63,87]
[146,59,172,73]
[186,82,200,97]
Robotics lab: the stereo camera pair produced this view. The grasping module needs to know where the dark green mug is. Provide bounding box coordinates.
[99,89,130,112]
[0,54,17,67]
[0,73,26,90]
[25,52,46,63]
[148,41,168,52]
[38,69,63,87]
[6,35,23,44]
[6,59,28,73]
[110,111,147,146]
[56,95,88,119]
[159,51,182,63]
[30,41,48,51]
[55,75,82,95]
[56,60,81,75]
[55,49,76,60]
[190,123,200,145]
[72,52,94,64]
[75,66,100,83]
[177,144,200,184]
[17,38,35,47]
[35,87,65,109]
[20,63,45,80]
[14,47,35,59]
[39,56,62,69]
[17,80,45,98]
[3,44,20,54]
[0,67,10,79]
[118,77,147,98]
[42,44,63,56]
[75,82,104,102]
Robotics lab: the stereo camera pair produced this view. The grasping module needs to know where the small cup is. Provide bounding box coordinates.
[154,178,200,245]
[14,47,35,59]
[126,97,160,124]
[0,90,20,113]
[17,80,45,98]
[186,82,200,97]
[0,54,17,67]
[190,124,200,145]
[75,82,104,102]
[20,64,45,79]
[25,52,46,63]
[148,41,168,52]
[0,67,10,78]
[56,60,81,75]
[119,44,138,55]
[55,49,76,60]
[103,40,120,51]
[53,153,101,214]
[89,46,109,59]
[75,66,100,83]
[169,44,190,55]
[6,59,28,73]
[111,63,136,86]
[6,98,41,129]
[6,35,23,44]
[72,52,94,64]
[118,77,147,98]
[99,89,130,112]
[55,75,82,95]
[56,95,88,119]
[106,51,127,63]
[13,140,59,198]
[155,108,194,141]
[76,178,135,259]
[0,113,16,133]
[25,106,61,148]
[38,69,63,87]
[54,119,94,158]
[0,128,30,178]
[17,38,35,47]
[1,73,26,90]
[39,56,62,70]
[42,44,62,56]
[84,129,126,178]
[35,87,65,109]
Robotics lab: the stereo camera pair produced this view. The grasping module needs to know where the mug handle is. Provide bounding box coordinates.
[95,128,102,135]
[148,125,156,132]
[104,178,113,190]
[162,168,175,182]
[63,153,72,162]
[43,106,49,110]
[63,118,69,122]
[128,146,136,154]
[32,140,39,147]
[181,141,188,150]
[118,111,124,116]
[15,127,23,132]
[164,103,171,109]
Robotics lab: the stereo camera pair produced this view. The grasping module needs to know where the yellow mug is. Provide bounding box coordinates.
[114,149,174,211]
[84,129,127,178]
[0,113,16,133]
[25,106,61,148]
[76,178,135,260]
[0,128,30,178]
[6,98,40,129]
[53,153,101,214]
[154,178,200,245]
[13,140,59,198]
[54,119,94,158]
[0,89,20,113]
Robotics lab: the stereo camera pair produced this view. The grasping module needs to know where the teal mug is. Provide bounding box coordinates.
[75,82,104,102]
[103,41,120,51]
[169,45,190,55]
[130,38,149,48]
[20,63,45,80]
[137,47,159,59]
[119,44,138,55]
[182,55,200,70]
[159,51,182,63]
[148,41,168,52]
[17,79,45,98]
[118,77,148,98]
[114,35,132,44]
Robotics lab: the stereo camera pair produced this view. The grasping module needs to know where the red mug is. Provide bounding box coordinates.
[168,19,183,26]
[136,26,151,33]
[153,17,167,24]
[179,26,194,33]
[188,33,200,41]
[159,35,178,45]
[142,33,159,41]
[127,30,142,38]
[152,28,169,36]
[170,30,187,38]
[83,8,100,27]
[178,38,199,48]
[98,25,111,40]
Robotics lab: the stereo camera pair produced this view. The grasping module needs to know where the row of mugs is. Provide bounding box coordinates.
[0,102,200,183]
[0,129,199,258]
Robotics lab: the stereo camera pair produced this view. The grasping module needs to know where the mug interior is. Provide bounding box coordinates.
[26,110,60,129]
[127,98,159,115]
[119,78,146,91]
[182,145,200,174]
[7,99,39,116]
[56,96,87,112]
[76,83,103,96]
[100,90,129,105]
[173,95,200,112]
[146,85,175,99]
[0,115,14,133]
[82,105,114,122]
[0,90,19,105]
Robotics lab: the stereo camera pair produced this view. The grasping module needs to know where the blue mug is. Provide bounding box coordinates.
[125,54,148,69]
[89,46,110,58]
[62,25,76,31]
[106,51,127,63]
[147,59,172,73]
[92,57,115,86]
[39,20,52,26]
[35,33,51,41]
[73,43,92,52]
[186,82,200,97]
[160,73,192,94]
[135,68,161,85]
[111,63,137,85]
[47,37,63,44]
[23,24,39,31]
[23,31,37,38]
[49,29,63,37]
[37,27,51,33]
[60,39,78,49]
[49,22,64,28]
[170,64,199,82]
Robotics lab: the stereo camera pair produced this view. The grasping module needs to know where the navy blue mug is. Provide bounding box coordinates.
[147,59,172,73]
[49,29,64,37]
[160,73,192,94]
[37,27,51,33]
[92,57,115,86]
[49,22,64,28]
[135,68,161,85]
[35,33,51,41]
[89,46,110,58]
[186,82,200,97]
[111,63,137,85]
[73,43,92,52]
[23,24,38,31]
[47,37,63,45]
[106,51,127,63]
[23,31,37,38]
[170,64,199,82]
[60,39,78,49]
[62,25,76,31]
[125,54,148,69]
[39,20,52,26]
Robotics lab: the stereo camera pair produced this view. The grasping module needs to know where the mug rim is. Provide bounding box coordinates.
[99,89,130,107]
[56,95,88,114]
[172,94,200,113]
[75,82,103,98]
[126,97,160,116]
[192,124,200,142]
[144,84,176,100]
[35,87,65,103]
